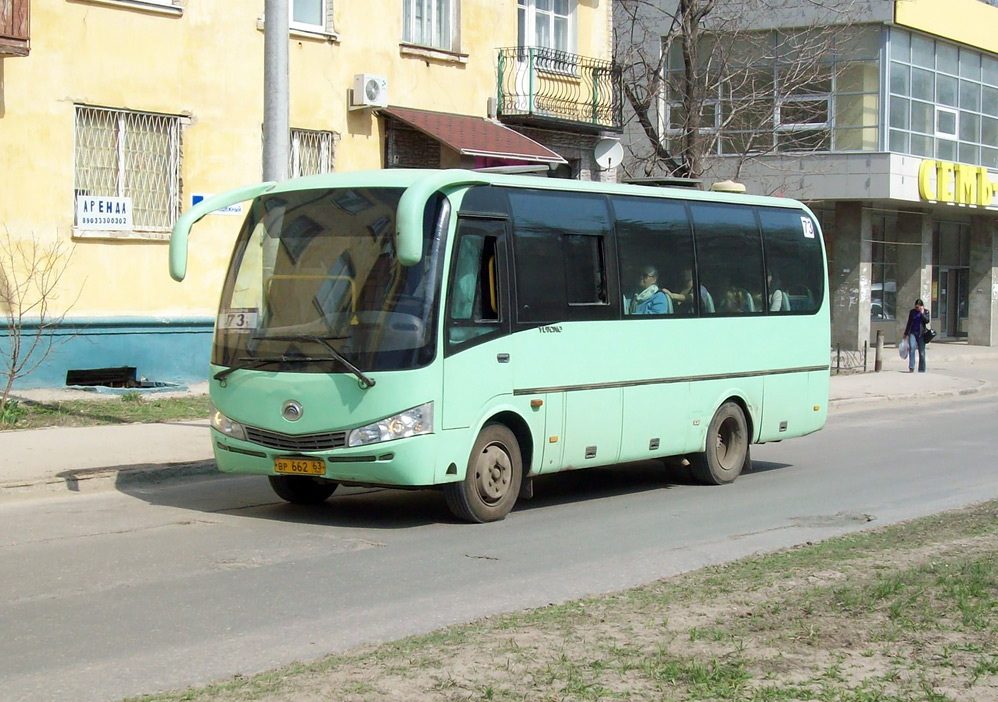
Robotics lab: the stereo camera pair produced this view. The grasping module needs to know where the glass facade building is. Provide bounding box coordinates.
[666,22,998,348]
[888,28,998,168]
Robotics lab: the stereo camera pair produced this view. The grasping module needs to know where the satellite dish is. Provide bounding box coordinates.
[594,138,624,170]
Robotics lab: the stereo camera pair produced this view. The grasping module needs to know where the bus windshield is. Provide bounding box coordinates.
[212,187,443,374]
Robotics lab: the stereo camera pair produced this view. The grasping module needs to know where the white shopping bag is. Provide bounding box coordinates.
[898,336,909,359]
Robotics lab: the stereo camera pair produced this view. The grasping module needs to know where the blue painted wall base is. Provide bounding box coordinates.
[0,317,214,389]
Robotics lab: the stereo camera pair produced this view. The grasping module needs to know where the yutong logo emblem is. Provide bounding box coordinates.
[282,400,303,422]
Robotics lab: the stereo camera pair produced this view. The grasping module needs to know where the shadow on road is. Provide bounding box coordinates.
[116,458,792,529]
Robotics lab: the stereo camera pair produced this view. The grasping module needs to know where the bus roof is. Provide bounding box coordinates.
[270,168,809,211]
[170,169,817,280]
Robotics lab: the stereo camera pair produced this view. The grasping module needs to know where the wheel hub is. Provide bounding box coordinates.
[716,417,741,469]
[476,445,511,505]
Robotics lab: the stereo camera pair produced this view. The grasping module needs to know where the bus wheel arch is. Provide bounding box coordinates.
[444,422,524,523]
[488,410,535,477]
[689,398,752,485]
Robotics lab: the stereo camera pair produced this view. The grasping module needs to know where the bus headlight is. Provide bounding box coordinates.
[210,404,247,441]
[348,402,433,447]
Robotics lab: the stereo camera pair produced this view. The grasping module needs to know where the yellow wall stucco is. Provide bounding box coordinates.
[0,0,611,321]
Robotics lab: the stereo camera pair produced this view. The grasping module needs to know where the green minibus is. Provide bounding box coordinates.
[170,169,829,522]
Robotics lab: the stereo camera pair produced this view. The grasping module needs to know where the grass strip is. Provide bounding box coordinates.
[1,394,210,429]
[127,500,998,702]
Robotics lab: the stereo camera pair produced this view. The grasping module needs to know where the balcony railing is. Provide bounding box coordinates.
[497,47,622,133]
[0,0,30,57]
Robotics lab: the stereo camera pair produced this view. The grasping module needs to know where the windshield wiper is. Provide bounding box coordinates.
[212,356,303,383]
[248,334,377,389]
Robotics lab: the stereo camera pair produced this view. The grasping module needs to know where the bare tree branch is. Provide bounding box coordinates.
[616,0,869,183]
[0,229,80,415]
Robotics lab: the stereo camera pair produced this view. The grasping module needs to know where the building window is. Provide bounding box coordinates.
[291,0,324,30]
[888,27,998,168]
[871,215,897,322]
[664,26,880,157]
[402,0,456,52]
[517,0,575,54]
[289,128,337,178]
[74,105,181,232]
[777,94,832,152]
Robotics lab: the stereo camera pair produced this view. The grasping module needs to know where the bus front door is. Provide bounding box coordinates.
[442,218,513,432]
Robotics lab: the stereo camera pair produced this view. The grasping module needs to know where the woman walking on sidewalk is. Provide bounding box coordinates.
[903,298,930,373]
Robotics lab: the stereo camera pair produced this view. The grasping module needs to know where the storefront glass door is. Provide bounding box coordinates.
[932,223,970,339]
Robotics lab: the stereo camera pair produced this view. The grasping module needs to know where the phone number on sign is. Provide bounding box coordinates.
[79,216,130,226]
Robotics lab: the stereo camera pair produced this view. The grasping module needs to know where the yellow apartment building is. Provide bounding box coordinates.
[0,0,620,388]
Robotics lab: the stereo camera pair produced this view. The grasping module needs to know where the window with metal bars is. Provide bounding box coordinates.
[73,105,182,233]
[289,128,337,178]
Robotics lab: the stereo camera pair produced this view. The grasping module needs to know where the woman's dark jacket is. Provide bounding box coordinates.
[904,308,929,337]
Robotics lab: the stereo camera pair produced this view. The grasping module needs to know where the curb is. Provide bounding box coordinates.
[829,378,992,409]
[2,375,994,500]
[0,459,220,499]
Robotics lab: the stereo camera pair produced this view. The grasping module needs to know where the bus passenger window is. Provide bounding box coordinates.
[564,234,607,305]
[758,208,824,314]
[690,203,765,317]
[508,189,615,323]
[610,195,695,318]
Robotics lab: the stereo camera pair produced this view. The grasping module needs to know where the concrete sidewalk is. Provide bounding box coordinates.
[2,341,996,499]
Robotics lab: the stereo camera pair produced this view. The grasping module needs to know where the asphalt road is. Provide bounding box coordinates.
[2,392,997,702]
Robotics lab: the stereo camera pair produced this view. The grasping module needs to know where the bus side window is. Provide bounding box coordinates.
[690,203,766,317]
[508,188,615,323]
[610,195,696,318]
[758,207,824,314]
[448,229,501,346]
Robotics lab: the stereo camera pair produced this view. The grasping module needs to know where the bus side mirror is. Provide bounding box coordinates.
[395,170,488,267]
[168,182,276,281]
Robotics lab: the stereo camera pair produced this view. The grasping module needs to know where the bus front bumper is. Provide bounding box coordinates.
[212,430,443,487]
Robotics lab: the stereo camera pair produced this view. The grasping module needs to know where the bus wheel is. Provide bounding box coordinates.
[689,402,749,485]
[445,424,522,523]
[268,475,338,505]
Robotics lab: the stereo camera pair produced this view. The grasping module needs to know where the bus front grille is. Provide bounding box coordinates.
[244,426,348,451]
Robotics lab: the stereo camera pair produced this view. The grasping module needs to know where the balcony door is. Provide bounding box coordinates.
[515,0,576,111]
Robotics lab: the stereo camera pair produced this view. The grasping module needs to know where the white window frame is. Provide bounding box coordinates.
[290,0,327,33]
[73,105,182,237]
[935,105,959,138]
[517,0,576,55]
[402,0,457,52]
[77,0,182,14]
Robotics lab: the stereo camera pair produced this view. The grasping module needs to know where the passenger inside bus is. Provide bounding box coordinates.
[721,285,755,313]
[768,271,791,312]
[625,265,672,315]
[662,267,716,315]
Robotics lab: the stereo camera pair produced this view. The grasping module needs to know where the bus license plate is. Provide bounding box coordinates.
[274,457,326,475]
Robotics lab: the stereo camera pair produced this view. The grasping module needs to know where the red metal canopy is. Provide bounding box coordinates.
[380,106,566,164]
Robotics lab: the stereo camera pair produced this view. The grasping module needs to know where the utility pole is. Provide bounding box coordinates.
[263,0,289,182]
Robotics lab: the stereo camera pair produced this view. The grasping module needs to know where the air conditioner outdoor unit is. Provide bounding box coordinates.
[352,74,389,108]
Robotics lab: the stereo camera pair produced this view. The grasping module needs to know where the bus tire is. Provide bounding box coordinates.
[268,475,338,504]
[445,424,522,523]
[689,401,749,485]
